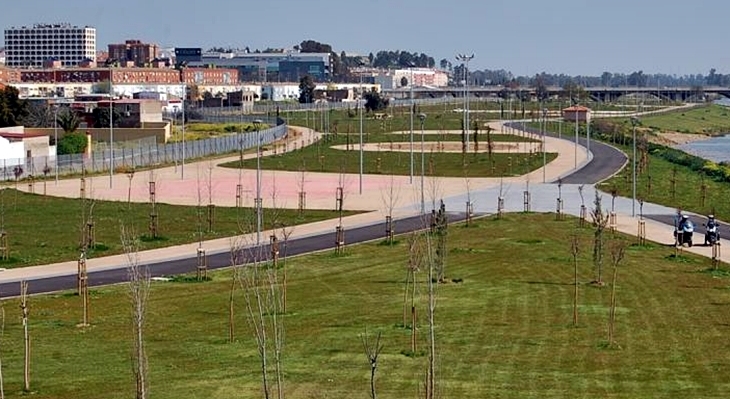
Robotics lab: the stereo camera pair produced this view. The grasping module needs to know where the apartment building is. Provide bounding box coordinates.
[108,40,159,66]
[3,23,96,67]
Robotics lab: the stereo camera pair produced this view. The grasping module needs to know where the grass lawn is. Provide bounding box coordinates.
[635,104,730,134]
[1,213,729,398]
[168,122,270,143]
[532,111,730,221]
[221,132,555,178]
[599,152,730,219]
[0,189,353,268]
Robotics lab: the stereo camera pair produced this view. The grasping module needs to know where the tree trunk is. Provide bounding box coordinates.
[228,275,235,343]
[402,270,410,328]
[573,255,578,326]
[370,365,377,399]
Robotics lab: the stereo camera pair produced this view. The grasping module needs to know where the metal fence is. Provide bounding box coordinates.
[3,124,288,182]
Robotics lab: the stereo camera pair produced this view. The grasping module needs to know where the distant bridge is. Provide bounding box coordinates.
[384,86,730,102]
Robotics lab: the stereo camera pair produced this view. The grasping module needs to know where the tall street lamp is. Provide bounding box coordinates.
[109,69,115,189]
[455,53,474,153]
[253,119,263,245]
[181,84,186,179]
[53,104,59,184]
[409,66,414,184]
[359,75,364,195]
[418,113,427,215]
[542,107,548,183]
[631,116,640,217]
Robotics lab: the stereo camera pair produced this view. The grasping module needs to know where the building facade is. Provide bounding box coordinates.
[3,23,96,67]
[374,68,449,90]
[182,49,331,82]
[108,40,159,66]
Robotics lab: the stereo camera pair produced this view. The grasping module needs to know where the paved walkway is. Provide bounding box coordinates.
[0,120,723,284]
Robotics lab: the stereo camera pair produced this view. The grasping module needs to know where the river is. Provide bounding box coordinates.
[675,100,730,163]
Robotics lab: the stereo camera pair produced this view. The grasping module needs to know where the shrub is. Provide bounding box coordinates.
[57,132,87,155]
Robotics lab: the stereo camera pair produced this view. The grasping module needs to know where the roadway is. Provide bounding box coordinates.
[505,121,627,184]
[0,213,467,296]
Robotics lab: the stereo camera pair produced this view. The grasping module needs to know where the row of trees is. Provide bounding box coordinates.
[460,68,730,89]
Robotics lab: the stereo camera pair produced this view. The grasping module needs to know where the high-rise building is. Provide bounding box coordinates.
[3,23,96,68]
[108,40,159,66]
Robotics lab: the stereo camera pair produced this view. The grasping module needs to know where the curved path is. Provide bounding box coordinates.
[505,121,627,184]
[2,118,726,296]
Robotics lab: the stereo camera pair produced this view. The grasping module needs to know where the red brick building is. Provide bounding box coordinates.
[108,40,159,66]
[17,67,238,86]
[0,67,20,84]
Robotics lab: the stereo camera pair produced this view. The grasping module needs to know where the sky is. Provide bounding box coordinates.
[1,0,728,77]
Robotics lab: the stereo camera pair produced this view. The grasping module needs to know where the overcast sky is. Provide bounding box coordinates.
[2,0,728,76]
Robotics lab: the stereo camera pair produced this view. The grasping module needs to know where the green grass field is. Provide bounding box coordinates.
[1,213,728,398]
[0,189,352,268]
[221,132,554,178]
[636,104,730,134]
[599,152,730,219]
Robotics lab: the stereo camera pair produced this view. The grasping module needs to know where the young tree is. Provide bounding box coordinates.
[0,299,5,399]
[239,241,285,399]
[570,234,580,326]
[590,192,610,286]
[361,329,384,399]
[608,240,626,347]
[121,226,151,399]
[19,280,30,392]
[380,174,401,244]
[485,125,495,161]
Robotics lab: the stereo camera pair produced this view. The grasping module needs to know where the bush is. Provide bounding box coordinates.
[57,132,87,155]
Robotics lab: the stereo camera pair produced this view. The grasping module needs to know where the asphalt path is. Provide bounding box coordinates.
[0,212,468,297]
[644,214,723,246]
[506,122,627,184]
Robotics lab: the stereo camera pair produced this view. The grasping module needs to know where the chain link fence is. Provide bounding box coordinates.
[3,123,287,182]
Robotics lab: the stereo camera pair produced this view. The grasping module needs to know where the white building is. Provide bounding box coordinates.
[262,83,300,101]
[375,68,449,90]
[4,23,97,68]
[0,126,55,169]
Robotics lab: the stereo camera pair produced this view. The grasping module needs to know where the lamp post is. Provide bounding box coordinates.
[253,119,263,245]
[574,102,579,169]
[409,67,414,184]
[359,75,364,195]
[455,54,474,153]
[53,104,59,184]
[181,84,186,179]
[418,113,427,215]
[631,116,640,217]
[109,69,114,189]
[542,107,548,183]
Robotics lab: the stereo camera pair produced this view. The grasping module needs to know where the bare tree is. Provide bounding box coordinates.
[424,231,437,399]
[296,163,307,216]
[570,234,580,327]
[590,192,610,286]
[380,174,401,244]
[196,165,205,248]
[0,300,5,399]
[20,280,30,392]
[403,232,422,353]
[228,238,243,344]
[608,240,626,347]
[361,329,384,399]
[121,226,151,399]
[463,171,473,226]
[239,241,285,399]
[206,162,216,232]
[126,169,136,207]
[279,225,294,314]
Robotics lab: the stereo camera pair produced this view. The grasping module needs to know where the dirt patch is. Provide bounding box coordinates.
[648,131,713,146]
